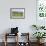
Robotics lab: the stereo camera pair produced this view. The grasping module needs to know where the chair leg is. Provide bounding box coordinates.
[4,33,7,46]
[4,41,7,46]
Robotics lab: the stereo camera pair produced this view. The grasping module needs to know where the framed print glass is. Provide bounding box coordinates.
[10,8,25,19]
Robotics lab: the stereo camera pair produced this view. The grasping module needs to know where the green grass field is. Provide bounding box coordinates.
[12,11,23,17]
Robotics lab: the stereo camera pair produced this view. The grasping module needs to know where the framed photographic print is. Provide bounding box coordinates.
[36,0,46,26]
[10,8,25,19]
[37,0,46,19]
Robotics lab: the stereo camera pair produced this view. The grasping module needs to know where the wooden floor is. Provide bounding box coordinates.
[0,42,46,46]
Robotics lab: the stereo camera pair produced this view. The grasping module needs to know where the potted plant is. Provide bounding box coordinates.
[33,32,46,43]
[32,24,45,30]
[40,26,45,29]
[32,25,39,30]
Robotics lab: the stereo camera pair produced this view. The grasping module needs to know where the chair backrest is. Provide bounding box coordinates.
[11,27,18,34]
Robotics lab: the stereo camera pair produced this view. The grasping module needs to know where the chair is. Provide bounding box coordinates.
[18,33,30,46]
[4,33,18,46]
[4,27,19,46]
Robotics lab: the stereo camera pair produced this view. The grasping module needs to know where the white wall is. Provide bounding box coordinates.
[0,0,36,42]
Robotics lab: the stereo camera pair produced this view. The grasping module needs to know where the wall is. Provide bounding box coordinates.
[0,0,36,42]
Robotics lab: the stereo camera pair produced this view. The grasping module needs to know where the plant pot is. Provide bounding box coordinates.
[40,38,45,43]
[37,39,44,44]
